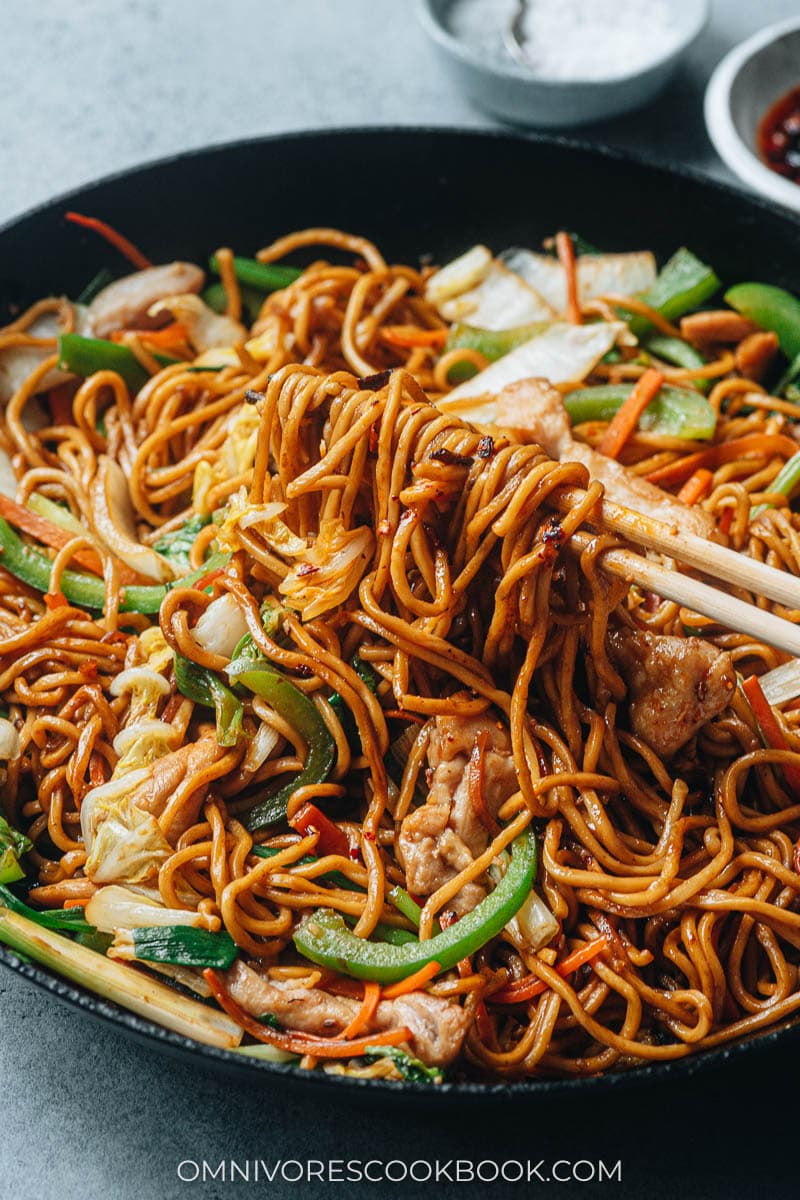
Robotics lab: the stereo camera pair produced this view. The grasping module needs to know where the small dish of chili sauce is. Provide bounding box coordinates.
[759,86,800,184]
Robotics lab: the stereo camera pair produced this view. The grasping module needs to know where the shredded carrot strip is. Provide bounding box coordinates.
[65,211,152,270]
[383,709,427,724]
[0,493,142,584]
[381,960,441,999]
[110,321,188,352]
[742,675,800,795]
[381,326,448,349]
[556,232,581,325]
[646,433,800,488]
[677,467,714,506]
[191,566,225,592]
[203,969,411,1058]
[62,898,88,910]
[598,369,664,460]
[341,981,382,1039]
[718,507,734,536]
[474,1000,493,1042]
[492,936,609,1005]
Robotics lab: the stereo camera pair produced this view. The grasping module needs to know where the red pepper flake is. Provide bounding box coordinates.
[44,591,68,609]
[430,447,473,468]
[296,563,319,578]
[538,516,565,566]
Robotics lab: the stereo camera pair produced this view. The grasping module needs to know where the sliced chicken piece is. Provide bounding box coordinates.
[494,378,716,539]
[0,309,86,404]
[225,960,469,1066]
[495,376,573,456]
[87,262,204,338]
[397,715,518,915]
[608,625,736,758]
[128,730,226,837]
[397,805,486,915]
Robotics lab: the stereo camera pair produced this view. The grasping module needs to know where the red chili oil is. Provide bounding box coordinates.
[759,85,800,184]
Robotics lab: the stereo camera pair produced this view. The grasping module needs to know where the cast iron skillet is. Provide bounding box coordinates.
[2,127,800,1103]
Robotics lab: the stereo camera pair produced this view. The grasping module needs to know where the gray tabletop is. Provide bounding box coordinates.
[1,2,798,1197]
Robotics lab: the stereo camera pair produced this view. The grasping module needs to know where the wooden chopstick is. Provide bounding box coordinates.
[568,531,800,659]
[553,485,800,613]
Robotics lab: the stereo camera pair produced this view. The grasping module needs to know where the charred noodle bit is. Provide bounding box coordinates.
[4,225,800,1079]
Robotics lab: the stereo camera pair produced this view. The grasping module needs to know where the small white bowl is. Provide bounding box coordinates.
[705,18,800,214]
[418,0,710,128]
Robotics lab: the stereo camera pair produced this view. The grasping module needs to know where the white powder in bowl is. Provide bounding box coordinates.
[446,0,686,82]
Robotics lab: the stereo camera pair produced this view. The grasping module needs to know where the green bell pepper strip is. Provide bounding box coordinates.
[58,333,180,392]
[775,350,800,396]
[0,883,96,933]
[643,334,710,392]
[226,659,336,831]
[387,884,424,928]
[445,321,550,384]
[329,652,380,753]
[372,925,418,947]
[293,830,537,983]
[340,912,417,945]
[251,854,417,943]
[0,518,228,613]
[725,282,800,361]
[0,819,31,886]
[387,884,440,936]
[627,248,720,335]
[208,255,302,294]
[251,845,365,894]
[750,449,800,518]
[123,925,238,970]
[229,600,287,666]
[202,281,266,324]
[444,321,549,378]
[173,653,244,747]
[563,383,716,441]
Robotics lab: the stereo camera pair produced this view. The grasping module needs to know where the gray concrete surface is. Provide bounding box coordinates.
[1,2,799,1198]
